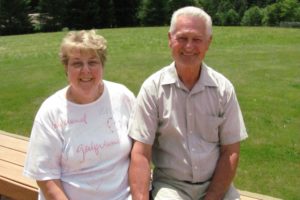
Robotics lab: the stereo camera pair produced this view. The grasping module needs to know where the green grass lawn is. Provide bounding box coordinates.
[0,26,299,199]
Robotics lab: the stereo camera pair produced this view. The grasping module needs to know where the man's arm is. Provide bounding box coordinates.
[37,179,68,200]
[129,140,152,200]
[204,142,240,200]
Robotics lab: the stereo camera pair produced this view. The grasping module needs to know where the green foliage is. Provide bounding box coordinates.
[37,0,66,31]
[0,0,33,35]
[279,0,300,20]
[98,0,116,28]
[138,0,201,26]
[28,0,39,12]
[167,0,200,21]
[37,0,139,31]
[114,0,140,27]
[63,0,102,29]
[263,0,300,26]
[241,6,263,26]
[216,8,240,26]
[204,0,247,25]
[246,0,276,7]
[138,0,168,26]
[2,0,300,35]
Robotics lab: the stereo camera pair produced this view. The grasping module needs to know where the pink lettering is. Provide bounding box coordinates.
[52,113,88,129]
[76,140,120,162]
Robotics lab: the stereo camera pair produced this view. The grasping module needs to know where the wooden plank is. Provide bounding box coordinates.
[0,146,26,166]
[0,131,29,153]
[0,159,38,200]
[0,160,38,190]
[241,196,259,200]
[0,131,38,199]
[0,130,29,141]
[240,190,282,200]
[0,177,38,200]
[241,196,258,200]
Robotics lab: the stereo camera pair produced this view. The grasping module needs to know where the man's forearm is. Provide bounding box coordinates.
[205,143,240,200]
[129,153,151,200]
[129,141,152,200]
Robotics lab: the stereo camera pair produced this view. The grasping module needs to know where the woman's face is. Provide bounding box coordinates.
[65,49,103,104]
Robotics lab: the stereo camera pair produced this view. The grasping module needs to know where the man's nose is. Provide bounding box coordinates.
[185,39,194,49]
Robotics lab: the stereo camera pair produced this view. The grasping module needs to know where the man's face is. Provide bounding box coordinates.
[168,15,212,68]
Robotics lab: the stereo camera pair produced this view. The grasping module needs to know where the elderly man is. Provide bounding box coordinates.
[129,6,248,200]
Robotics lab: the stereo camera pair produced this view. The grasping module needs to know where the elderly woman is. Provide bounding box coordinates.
[24,30,135,200]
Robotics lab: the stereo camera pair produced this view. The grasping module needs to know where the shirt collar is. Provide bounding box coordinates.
[161,62,178,85]
[161,62,218,88]
[199,63,218,87]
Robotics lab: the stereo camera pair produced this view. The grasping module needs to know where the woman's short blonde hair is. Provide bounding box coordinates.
[59,30,107,66]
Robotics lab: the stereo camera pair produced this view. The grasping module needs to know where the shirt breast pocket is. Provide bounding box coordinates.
[195,114,223,143]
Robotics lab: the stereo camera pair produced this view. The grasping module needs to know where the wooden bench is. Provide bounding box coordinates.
[239,190,281,200]
[0,130,38,200]
[0,130,281,200]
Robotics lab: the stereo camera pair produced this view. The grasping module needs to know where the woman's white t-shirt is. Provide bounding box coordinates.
[24,80,135,200]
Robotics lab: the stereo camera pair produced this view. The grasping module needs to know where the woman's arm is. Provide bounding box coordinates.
[37,179,68,200]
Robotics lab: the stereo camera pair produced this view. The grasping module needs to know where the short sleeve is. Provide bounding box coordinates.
[23,119,63,180]
[219,86,248,145]
[128,81,158,145]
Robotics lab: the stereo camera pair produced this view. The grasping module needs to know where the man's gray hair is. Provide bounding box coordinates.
[169,6,212,37]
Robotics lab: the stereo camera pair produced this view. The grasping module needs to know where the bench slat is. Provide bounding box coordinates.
[240,190,281,200]
[0,132,29,153]
[241,196,259,200]
[0,159,38,190]
[0,146,26,166]
[0,131,39,199]
[0,177,38,200]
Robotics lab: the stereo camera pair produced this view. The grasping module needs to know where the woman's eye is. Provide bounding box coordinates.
[71,62,82,68]
[89,61,99,66]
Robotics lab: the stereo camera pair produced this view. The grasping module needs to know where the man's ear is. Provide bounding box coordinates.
[206,35,213,50]
[168,32,172,48]
[208,35,213,44]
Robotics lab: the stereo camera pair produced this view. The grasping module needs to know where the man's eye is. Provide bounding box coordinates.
[177,37,187,42]
[193,38,202,42]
